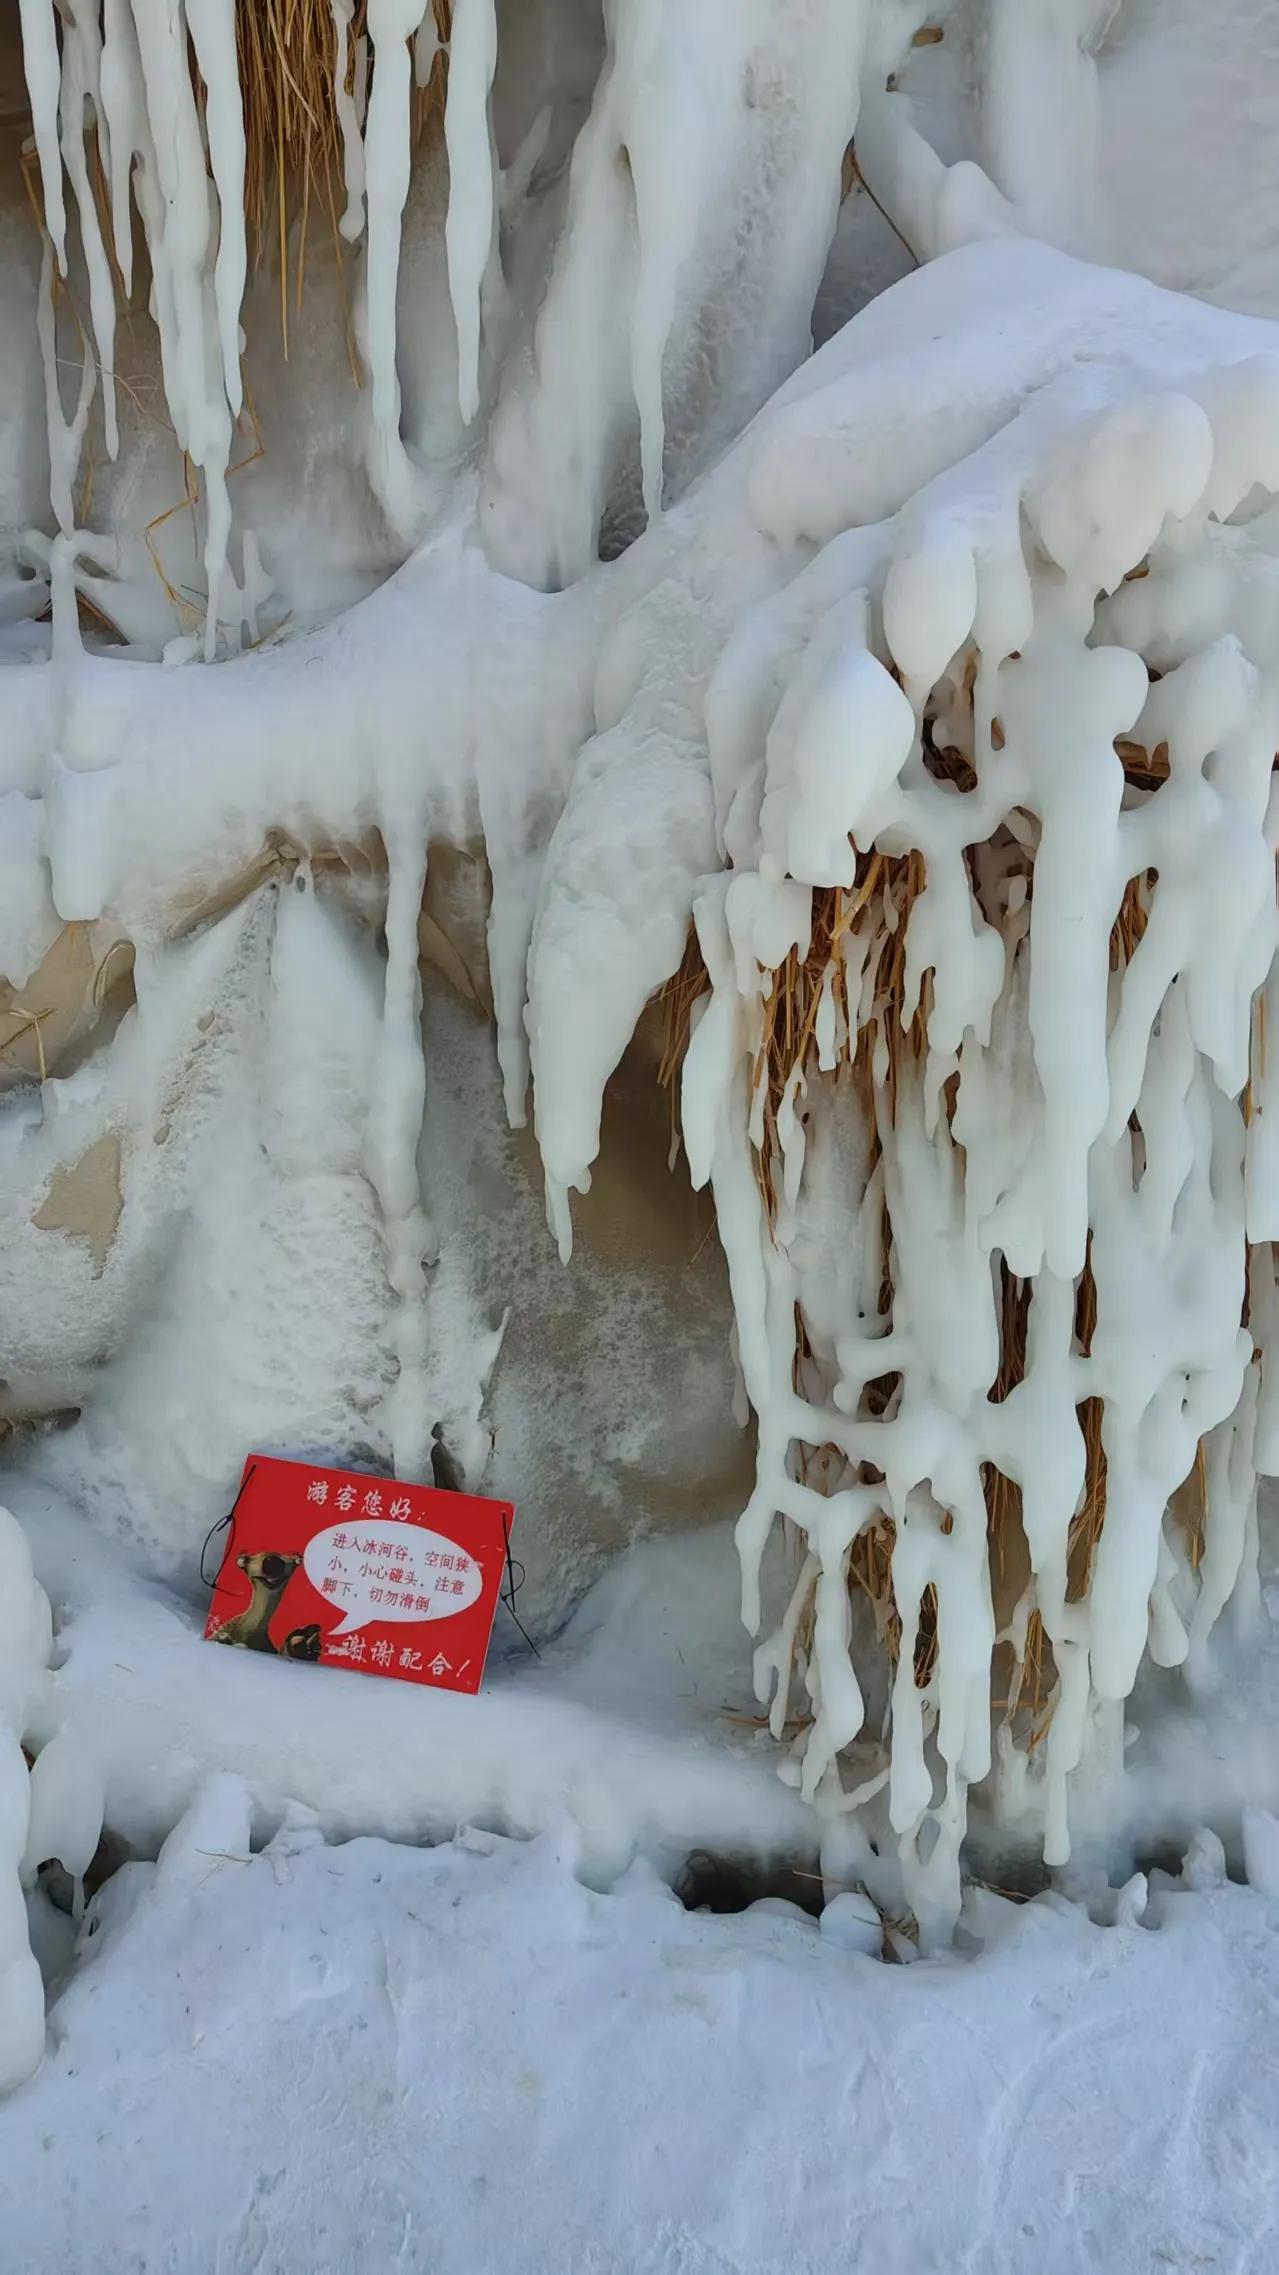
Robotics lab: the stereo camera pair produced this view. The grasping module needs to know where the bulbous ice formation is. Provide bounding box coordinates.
[0,1509,54,2093]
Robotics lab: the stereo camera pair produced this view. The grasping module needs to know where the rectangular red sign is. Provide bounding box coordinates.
[203,1454,514,1694]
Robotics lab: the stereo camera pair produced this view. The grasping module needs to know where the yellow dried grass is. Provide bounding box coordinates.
[20,2,452,350]
[233,0,450,350]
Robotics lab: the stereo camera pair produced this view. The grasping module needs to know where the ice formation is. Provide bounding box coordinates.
[0,1509,53,2091]
[677,345,1279,1938]
[3,0,1279,2043]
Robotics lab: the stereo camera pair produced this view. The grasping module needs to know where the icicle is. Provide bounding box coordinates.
[754,1552,819,1740]
[36,240,97,538]
[129,0,214,453]
[58,0,120,458]
[129,0,235,655]
[100,0,146,293]
[1012,630,1146,1278]
[18,0,67,273]
[363,0,427,519]
[330,0,368,242]
[442,0,498,425]
[186,0,247,420]
[364,838,435,1479]
[481,839,538,1129]
[800,1491,878,1802]
[1253,1247,1279,1476]
[663,355,1279,1929]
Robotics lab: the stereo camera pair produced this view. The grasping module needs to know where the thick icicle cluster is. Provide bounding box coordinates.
[15,0,870,637]
[22,0,247,652]
[672,356,1279,1942]
[17,0,469,649]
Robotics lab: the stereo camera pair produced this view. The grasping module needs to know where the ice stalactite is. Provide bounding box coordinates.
[620,0,700,529]
[366,833,436,1481]
[19,0,246,656]
[36,239,96,540]
[99,0,153,293]
[57,0,119,459]
[127,0,236,655]
[187,0,247,424]
[18,0,66,273]
[330,0,368,241]
[21,1736,105,1925]
[502,227,1279,1939]
[442,0,498,426]
[363,0,435,531]
[0,1734,40,2094]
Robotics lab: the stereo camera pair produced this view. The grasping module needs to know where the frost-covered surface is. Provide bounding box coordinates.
[5,1793,1279,2275]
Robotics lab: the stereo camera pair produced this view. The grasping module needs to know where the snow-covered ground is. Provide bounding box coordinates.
[5,1787,1279,2275]
[2,1501,1279,2272]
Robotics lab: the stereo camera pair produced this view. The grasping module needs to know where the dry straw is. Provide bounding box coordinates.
[234,0,452,352]
[20,3,453,335]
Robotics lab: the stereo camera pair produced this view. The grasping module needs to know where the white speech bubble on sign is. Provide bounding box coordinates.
[303,1521,483,1636]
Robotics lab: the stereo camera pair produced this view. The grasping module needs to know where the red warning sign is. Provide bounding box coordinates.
[204,1454,514,1694]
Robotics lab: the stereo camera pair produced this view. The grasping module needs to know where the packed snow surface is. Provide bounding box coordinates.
[5,1790,1279,2275]
[3,1503,1279,2267]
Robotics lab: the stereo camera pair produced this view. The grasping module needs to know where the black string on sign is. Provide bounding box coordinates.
[200,1462,259,1588]
[499,1512,540,1658]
